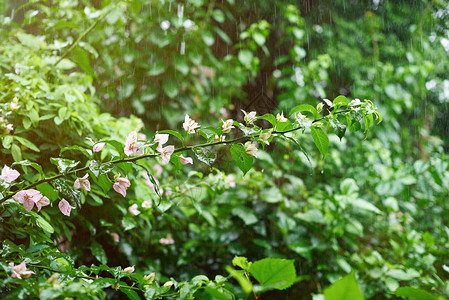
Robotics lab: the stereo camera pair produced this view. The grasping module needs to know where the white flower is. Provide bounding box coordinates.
[349,98,362,107]
[221,119,235,133]
[183,114,200,134]
[276,112,288,123]
[258,131,272,145]
[158,145,175,165]
[244,142,258,157]
[323,98,333,107]
[128,203,140,216]
[154,133,169,151]
[241,110,257,125]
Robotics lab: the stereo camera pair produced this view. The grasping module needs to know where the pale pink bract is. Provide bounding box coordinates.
[73,174,90,191]
[113,175,131,197]
[59,199,75,216]
[179,155,193,165]
[9,261,35,279]
[158,145,175,165]
[93,142,105,152]
[124,131,144,156]
[0,165,20,183]
[13,189,42,212]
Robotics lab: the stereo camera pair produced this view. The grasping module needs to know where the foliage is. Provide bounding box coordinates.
[1,0,449,299]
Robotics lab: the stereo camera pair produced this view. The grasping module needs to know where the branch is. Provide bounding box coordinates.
[0,109,350,204]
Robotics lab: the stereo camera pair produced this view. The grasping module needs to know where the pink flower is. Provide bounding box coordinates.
[35,195,50,212]
[182,114,200,134]
[159,233,174,245]
[9,261,35,279]
[179,155,193,165]
[0,165,20,183]
[142,200,152,208]
[111,233,120,243]
[158,145,174,165]
[73,174,90,191]
[128,203,140,216]
[59,199,75,216]
[13,189,42,212]
[142,171,159,194]
[124,131,144,156]
[113,175,131,197]
[154,133,169,151]
[93,142,105,152]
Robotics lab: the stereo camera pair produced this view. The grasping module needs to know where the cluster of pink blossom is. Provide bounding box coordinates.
[9,261,35,279]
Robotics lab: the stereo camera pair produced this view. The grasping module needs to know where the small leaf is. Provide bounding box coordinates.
[249,258,296,290]
[50,158,79,174]
[14,136,40,152]
[333,95,349,107]
[391,287,437,300]
[324,271,364,300]
[91,241,108,264]
[193,147,216,167]
[238,49,254,67]
[12,159,43,175]
[162,81,178,99]
[289,104,318,119]
[310,127,329,157]
[157,130,184,144]
[60,145,92,158]
[2,135,13,149]
[230,144,254,175]
[36,183,59,201]
[35,214,54,234]
[232,256,250,271]
[256,114,277,127]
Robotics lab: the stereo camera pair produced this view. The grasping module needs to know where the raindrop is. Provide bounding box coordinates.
[180,40,185,55]
[161,20,171,31]
[177,4,184,24]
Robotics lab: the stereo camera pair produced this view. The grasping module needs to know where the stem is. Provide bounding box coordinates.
[52,5,114,68]
[0,110,350,205]
[29,264,140,291]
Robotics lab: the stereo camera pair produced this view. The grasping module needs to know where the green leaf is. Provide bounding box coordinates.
[324,271,364,300]
[238,49,254,67]
[249,258,296,290]
[60,145,92,158]
[333,95,349,107]
[230,144,254,175]
[120,288,141,300]
[391,287,437,300]
[14,136,40,152]
[53,178,81,209]
[212,9,225,23]
[91,241,108,264]
[157,130,184,144]
[256,114,277,127]
[11,144,22,162]
[2,135,13,149]
[35,214,54,234]
[289,104,318,119]
[12,160,43,175]
[163,81,179,99]
[36,183,59,201]
[232,207,258,225]
[193,147,216,167]
[50,158,79,174]
[310,127,329,157]
[232,256,250,271]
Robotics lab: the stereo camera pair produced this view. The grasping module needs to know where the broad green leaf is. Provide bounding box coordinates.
[91,241,108,264]
[157,130,184,144]
[89,160,113,178]
[256,114,277,127]
[386,268,420,281]
[35,214,54,234]
[193,147,216,167]
[392,287,437,300]
[232,256,250,271]
[230,144,254,175]
[163,81,179,99]
[14,136,40,152]
[11,144,22,162]
[60,145,92,158]
[232,207,258,225]
[36,183,59,201]
[203,286,233,300]
[333,95,349,107]
[12,160,43,175]
[294,209,326,224]
[238,49,254,67]
[92,278,116,289]
[148,59,166,76]
[310,127,329,157]
[324,271,364,300]
[249,258,296,290]
[289,104,318,119]
[50,158,79,174]
[53,178,81,209]
[352,199,382,214]
[2,135,13,149]
[120,288,141,300]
